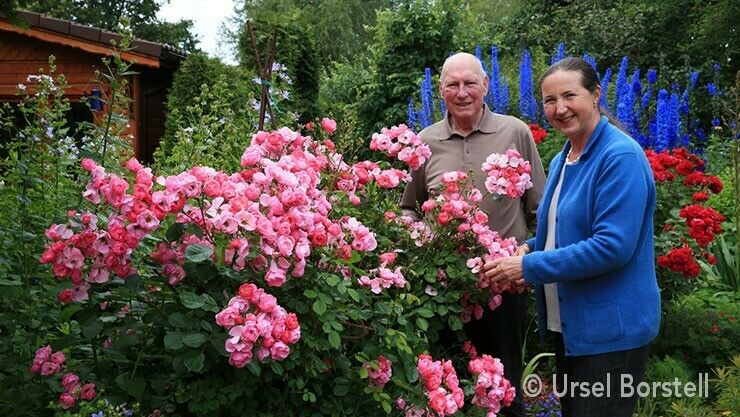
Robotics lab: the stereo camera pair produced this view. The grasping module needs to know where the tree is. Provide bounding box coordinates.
[357,0,459,137]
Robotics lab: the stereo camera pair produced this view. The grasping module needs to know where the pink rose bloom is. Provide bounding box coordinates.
[34,345,52,362]
[41,361,61,376]
[320,117,337,134]
[80,383,96,400]
[80,158,96,171]
[61,373,80,392]
[125,158,143,172]
[396,397,406,410]
[270,341,291,360]
[59,392,76,410]
[428,390,447,413]
[257,293,277,313]
[229,350,253,368]
[379,252,397,265]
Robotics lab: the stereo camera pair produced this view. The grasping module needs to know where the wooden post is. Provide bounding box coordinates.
[246,20,277,131]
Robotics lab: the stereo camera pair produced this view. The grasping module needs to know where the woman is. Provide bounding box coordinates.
[483,57,660,417]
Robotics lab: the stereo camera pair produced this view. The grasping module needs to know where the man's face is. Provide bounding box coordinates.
[439,60,489,125]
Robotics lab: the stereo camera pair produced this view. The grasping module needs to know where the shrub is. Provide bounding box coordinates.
[652,289,740,373]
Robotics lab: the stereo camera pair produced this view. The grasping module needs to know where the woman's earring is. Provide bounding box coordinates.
[593,100,597,108]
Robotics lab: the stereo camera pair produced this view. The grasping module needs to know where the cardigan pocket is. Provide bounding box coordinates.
[583,301,624,343]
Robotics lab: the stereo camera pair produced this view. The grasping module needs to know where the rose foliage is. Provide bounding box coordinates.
[33,121,529,416]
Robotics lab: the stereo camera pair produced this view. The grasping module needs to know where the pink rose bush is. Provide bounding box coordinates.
[32,117,534,415]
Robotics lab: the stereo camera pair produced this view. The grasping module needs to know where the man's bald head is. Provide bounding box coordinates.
[440,52,487,84]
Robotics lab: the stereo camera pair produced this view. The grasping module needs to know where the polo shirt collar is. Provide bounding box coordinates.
[440,104,497,140]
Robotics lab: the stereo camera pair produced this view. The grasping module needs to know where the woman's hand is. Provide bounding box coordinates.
[483,255,525,287]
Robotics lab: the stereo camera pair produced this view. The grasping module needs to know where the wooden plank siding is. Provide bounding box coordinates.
[0,12,185,162]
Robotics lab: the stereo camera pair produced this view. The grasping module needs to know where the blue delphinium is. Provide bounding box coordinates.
[407,97,418,131]
[679,87,690,116]
[689,71,700,89]
[647,68,658,85]
[475,45,483,66]
[519,50,539,122]
[613,56,629,111]
[599,68,612,110]
[655,89,670,151]
[419,68,434,129]
[486,46,500,110]
[707,83,722,97]
[668,91,681,148]
[499,77,510,115]
[551,42,566,65]
[641,69,654,111]
[582,53,598,73]
[439,99,447,117]
[489,46,510,114]
[629,68,642,137]
[616,80,635,138]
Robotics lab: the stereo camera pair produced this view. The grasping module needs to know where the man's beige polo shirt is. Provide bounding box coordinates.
[401,106,546,243]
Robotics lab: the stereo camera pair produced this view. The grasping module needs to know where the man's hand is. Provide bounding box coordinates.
[483,255,525,287]
[514,243,530,256]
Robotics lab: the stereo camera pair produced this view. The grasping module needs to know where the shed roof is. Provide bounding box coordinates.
[0,10,188,68]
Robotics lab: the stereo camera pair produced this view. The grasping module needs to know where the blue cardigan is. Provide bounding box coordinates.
[522,116,661,356]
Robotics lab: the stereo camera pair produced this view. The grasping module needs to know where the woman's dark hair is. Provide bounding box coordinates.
[540,57,626,131]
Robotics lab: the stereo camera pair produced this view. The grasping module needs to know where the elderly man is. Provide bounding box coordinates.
[401,52,545,417]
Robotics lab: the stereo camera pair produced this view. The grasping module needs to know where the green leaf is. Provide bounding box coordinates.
[0,277,22,286]
[180,291,205,309]
[328,331,341,349]
[347,288,361,302]
[59,304,83,322]
[382,401,391,413]
[247,361,261,376]
[416,307,434,318]
[302,391,316,402]
[164,331,184,350]
[124,274,144,293]
[184,244,213,263]
[168,312,193,329]
[333,384,349,396]
[415,317,429,331]
[182,332,208,348]
[312,300,327,316]
[325,274,341,287]
[448,315,463,331]
[201,293,220,313]
[184,261,219,282]
[303,289,318,299]
[115,374,146,400]
[82,322,103,340]
[166,222,186,242]
[183,350,205,372]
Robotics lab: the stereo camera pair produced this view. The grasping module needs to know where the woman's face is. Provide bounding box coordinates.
[541,70,601,143]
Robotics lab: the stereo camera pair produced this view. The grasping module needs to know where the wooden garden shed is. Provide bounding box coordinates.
[0,10,187,162]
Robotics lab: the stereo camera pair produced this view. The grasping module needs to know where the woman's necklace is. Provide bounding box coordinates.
[567,147,581,163]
